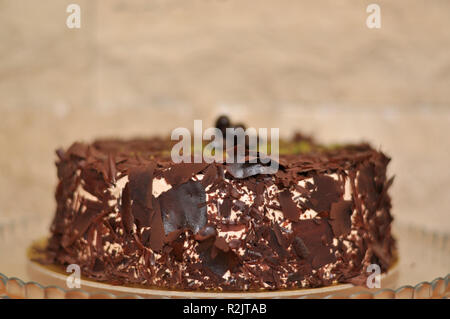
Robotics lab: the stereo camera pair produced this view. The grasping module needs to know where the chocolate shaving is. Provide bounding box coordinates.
[292,219,335,268]
[226,162,276,179]
[292,236,309,259]
[164,162,208,186]
[214,236,230,252]
[107,154,117,183]
[273,222,287,248]
[279,189,301,221]
[201,246,239,277]
[120,183,134,234]
[62,207,98,247]
[329,200,353,237]
[306,175,343,214]
[129,164,155,209]
[159,180,207,235]
[201,164,218,188]
[148,197,164,252]
[219,197,232,218]
[67,142,88,159]
[194,225,216,241]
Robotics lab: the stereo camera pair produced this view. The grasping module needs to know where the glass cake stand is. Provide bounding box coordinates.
[0,215,448,299]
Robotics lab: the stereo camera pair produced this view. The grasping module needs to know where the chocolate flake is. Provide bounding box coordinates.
[159,180,207,235]
[164,163,208,186]
[292,236,309,259]
[329,200,353,237]
[120,184,134,234]
[292,219,336,268]
[67,142,88,159]
[149,198,165,252]
[129,164,155,209]
[200,164,218,188]
[201,246,239,277]
[226,162,276,179]
[214,236,230,252]
[279,189,301,221]
[306,175,342,213]
[219,197,232,218]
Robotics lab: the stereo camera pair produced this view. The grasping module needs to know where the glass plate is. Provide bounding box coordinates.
[0,216,448,299]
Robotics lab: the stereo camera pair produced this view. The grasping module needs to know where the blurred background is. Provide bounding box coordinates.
[0,0,449,250]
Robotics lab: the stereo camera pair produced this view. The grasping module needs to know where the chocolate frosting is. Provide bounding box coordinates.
[41,134,396,291]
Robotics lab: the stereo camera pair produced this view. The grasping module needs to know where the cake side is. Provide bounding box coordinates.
[42,137,395,291]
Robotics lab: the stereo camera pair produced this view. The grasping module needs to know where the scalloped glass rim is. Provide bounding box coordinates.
[1,222,449,299]
[1,269,448,299]
[23,257,398,299]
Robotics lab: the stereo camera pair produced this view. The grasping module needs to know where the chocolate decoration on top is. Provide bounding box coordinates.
[40,119,396,291]
[226,162,275,179]
[215,115,231,135]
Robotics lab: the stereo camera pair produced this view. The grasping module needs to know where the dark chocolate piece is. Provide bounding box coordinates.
[226,162,275,179]
[329,200,353,237]
[279,189,301,221]
[159,180,207,235]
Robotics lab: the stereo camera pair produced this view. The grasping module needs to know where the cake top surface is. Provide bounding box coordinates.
[61,135,387,176]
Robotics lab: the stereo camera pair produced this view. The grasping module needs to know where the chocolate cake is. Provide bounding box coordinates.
[41,117,396,291]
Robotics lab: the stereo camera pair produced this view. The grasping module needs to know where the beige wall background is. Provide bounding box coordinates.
[0,0,449,236]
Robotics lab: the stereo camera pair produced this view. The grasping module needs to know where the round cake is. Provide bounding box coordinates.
[37,116,396,291]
